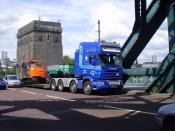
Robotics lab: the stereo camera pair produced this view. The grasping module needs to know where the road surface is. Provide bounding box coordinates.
[0,87,174,131]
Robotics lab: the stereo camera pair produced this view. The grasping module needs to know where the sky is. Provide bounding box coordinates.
[0,0,169,63]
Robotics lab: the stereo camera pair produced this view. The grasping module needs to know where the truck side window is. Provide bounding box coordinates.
[84,56,89,65]
[89,55,99,66]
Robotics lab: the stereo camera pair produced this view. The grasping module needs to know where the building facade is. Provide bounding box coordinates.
[17,20,63,79]
[1,51,8,60]
[0,51,11,70]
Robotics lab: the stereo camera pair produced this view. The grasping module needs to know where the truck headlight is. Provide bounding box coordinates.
[96,81,105,86]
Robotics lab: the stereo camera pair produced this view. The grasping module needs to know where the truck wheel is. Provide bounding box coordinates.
[58,80,64,92]
[50,79,57,91]
[83,81,92,95]
[69,80,77,93]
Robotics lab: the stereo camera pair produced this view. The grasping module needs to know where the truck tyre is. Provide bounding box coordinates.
[58,80,64,92]
[69,80,77,93]
[50,79,57,91]
[83,81,92,95]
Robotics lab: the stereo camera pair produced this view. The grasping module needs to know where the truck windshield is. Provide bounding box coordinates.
[99,54,121,66]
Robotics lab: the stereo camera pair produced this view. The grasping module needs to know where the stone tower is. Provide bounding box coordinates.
[17,20,63,79]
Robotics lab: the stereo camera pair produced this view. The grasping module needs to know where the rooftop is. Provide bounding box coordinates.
[17,20,62,38]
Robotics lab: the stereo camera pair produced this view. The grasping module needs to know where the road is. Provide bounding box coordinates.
[0,87,174,131]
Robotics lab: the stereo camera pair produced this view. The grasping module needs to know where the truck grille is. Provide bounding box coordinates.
[101,69,122,79]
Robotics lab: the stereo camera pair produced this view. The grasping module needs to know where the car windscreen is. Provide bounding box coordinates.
[7,76,18,80]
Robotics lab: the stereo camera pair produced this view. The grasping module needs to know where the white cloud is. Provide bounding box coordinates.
[89,1,134,43]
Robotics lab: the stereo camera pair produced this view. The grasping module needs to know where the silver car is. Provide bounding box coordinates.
[156,103,175,131]
[3,75,22,88]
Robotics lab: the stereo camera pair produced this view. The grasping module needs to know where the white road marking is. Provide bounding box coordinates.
[8,88,76,102]
[8,88,16,91]
[99,105,156,115]
[21,90,37,95]
[46,95,76,102]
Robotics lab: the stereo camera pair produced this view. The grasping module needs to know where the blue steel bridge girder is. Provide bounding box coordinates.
[122,0,168,84]
[122,0,169,69]
[146,2,175,93]
[134,0,146,30]
[168,2,175,51]
[161,2,175,93]
[121,0,175,93]
[149,2,175,93]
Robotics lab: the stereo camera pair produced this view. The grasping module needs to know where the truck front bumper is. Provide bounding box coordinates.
[92,79,123,90]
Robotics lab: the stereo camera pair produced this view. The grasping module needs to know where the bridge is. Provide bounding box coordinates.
[122,0,175,93]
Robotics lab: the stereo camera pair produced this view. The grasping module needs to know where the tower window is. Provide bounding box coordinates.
[47,34,50,41]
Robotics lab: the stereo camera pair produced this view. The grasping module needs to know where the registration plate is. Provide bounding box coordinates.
[109,80,122,88]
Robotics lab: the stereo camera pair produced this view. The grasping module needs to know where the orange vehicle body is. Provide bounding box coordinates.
[28,65,48,79]
[22,59,48,84]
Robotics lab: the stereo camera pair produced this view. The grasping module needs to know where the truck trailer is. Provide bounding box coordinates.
[48,41,123,95]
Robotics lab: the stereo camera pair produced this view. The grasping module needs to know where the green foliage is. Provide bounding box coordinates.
[63,55,74,65]
[0,69,16,78]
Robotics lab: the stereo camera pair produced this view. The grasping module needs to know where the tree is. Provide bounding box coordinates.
[63,56,74,65]
[0,69,16,78]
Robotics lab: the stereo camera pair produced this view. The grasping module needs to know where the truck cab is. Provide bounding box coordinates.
[74,41,123,94]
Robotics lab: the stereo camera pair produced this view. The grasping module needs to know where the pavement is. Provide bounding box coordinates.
[0,87,174,131]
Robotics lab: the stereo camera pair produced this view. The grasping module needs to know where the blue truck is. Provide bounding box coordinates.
[48,41,123,95]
